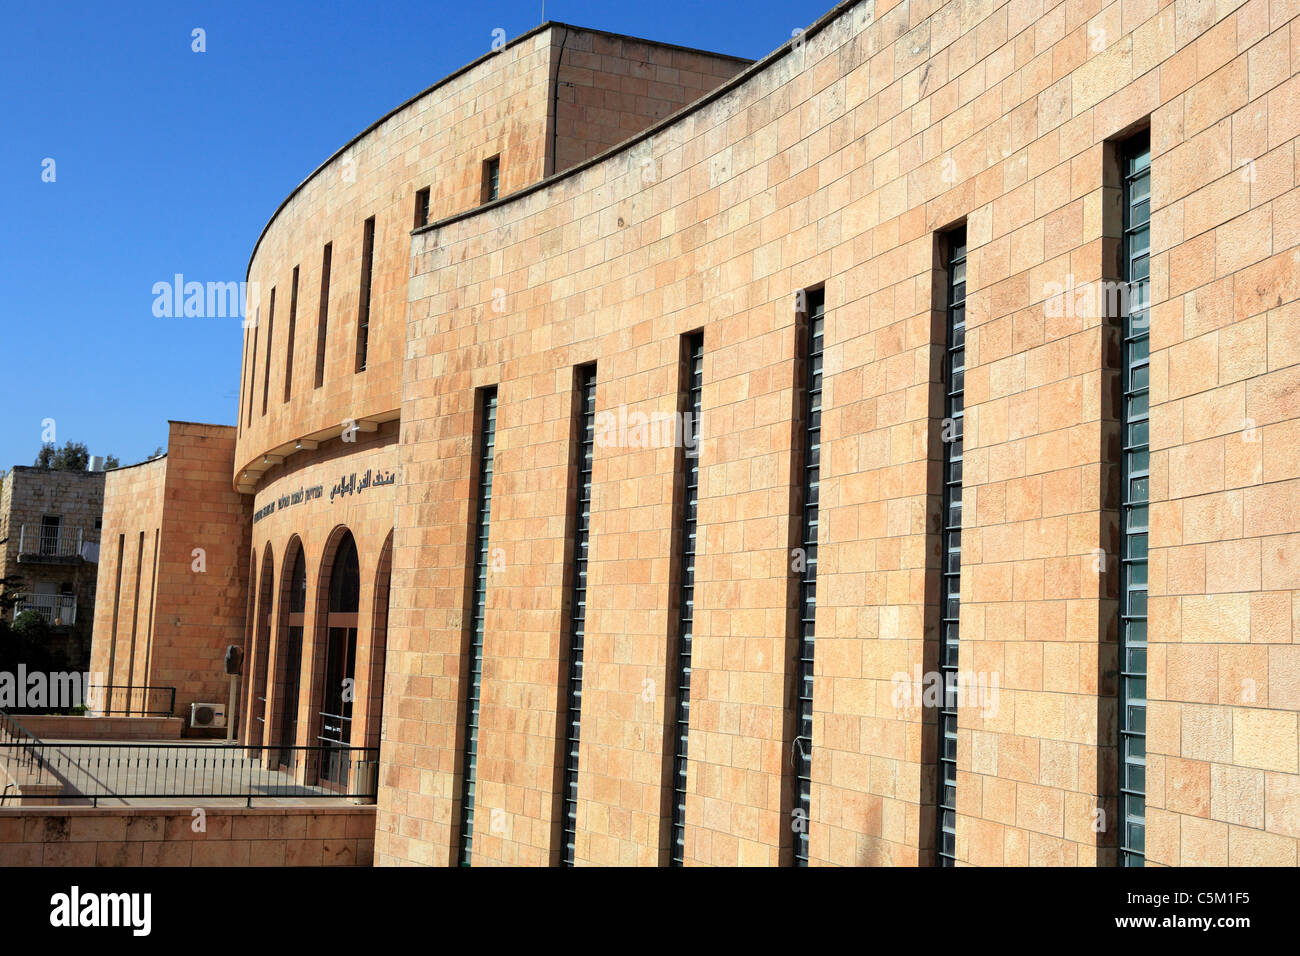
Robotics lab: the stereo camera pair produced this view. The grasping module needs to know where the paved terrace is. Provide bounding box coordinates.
[0,739,378,807]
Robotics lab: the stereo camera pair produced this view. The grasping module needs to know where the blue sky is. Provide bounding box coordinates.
[0,0,832,471]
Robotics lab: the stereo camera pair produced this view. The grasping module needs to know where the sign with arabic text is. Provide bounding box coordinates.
[253,467,398,524]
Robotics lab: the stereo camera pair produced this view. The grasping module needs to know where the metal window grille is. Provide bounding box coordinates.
[937,227,966,867]
[559,367,596,866]
[669,335,703,866]
[457,387,498,866]
[1120,132,1151,868]
[793,289,824,867]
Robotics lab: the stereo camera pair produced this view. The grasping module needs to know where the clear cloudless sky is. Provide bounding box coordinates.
[0,0,833,471]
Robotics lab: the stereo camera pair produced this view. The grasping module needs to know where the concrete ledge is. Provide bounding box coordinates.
[0,804,376,866]
[18,716,184,740]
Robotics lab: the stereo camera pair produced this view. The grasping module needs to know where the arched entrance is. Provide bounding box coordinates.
[274,541,307,769]
[318,531,359,784]
[249,547,274,749]
[364,531,393,750]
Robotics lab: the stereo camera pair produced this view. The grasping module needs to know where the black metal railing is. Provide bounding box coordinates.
[0,735,379,806]
[0,709,42,751]
[0,710,52,801]
[94,685,177,717]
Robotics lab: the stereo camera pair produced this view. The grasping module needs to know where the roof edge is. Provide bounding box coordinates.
[412,1,861,238]
[245,21,755,279]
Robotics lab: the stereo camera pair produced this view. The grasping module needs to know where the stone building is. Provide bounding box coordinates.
[88,422,248,723]
[93,0,1300,866]
[0,465,105,671]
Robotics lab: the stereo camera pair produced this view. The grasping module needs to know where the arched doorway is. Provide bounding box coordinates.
[365,531,393,750]
[250,547,274,749]
[274,542,307,769]
[318,531,359,784]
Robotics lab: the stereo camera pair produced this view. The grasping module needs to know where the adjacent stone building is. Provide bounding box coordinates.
[0,465,105,671]
[91,0,1300,865]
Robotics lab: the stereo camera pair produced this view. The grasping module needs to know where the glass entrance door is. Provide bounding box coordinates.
[319,625,357,785]
[277,626,302,769]
[276,546,307,770]
[318,532,360,787]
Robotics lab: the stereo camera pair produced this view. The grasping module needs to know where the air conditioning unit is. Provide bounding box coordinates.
[190,702,227,729]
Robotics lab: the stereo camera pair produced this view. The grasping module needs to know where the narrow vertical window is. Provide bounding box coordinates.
[239,325,249,436]
[127,531,144,688]
[246,308,259,427]
[1120,131,1151,868]
[261,287,276,416]
[559,365,597,866]
[107,534,125,687]
[414,187,431,228]
[144,528,159,681]
[314,243,332,389]
[668,334,703,866]
[283,266,299,403]
[356,217,375,373]
[482,156,500,203]
[792,288,824,867]
[457,386,498,867]
[936,226,966,868]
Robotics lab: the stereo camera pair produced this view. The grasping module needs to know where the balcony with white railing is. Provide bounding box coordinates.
[12,593,77,627]
[15,525,96,564]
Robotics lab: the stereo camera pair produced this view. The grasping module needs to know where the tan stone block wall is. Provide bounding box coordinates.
[1144,0,1300,865]
[91,456,166,696]
[15,715,184,740]
[552,29,752,172]
[0,806,374,866]
[375,0,1300,866]
[150,423,250,721]
[91,423,249,725]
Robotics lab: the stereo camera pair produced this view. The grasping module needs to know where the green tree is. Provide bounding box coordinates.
[33,440,90,471]
[104,454,120,469]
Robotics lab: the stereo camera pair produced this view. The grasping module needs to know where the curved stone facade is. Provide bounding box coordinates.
[235,25,750,489]
[95,0,1300,867]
